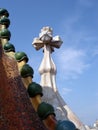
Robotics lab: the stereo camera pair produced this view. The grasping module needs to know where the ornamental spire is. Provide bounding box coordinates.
[32,26,63,90]
[32,26,68,119]
[32,27,86,130]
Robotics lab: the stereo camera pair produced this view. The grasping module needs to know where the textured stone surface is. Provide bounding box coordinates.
[0,43,47,130]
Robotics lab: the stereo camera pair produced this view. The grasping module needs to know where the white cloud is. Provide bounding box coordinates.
[95,92,98,97]
[60,87,72,96]
[55,8,98,80]
[78,0,94,7]
[92,48,98,56]
[60,4,98,48]
[55,48,89,80]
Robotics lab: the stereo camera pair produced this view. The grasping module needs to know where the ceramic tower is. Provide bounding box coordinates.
[32,26,86,130]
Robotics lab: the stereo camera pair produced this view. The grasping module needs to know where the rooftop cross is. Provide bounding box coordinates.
[32,26,63,52]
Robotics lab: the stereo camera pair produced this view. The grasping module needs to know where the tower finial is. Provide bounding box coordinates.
[32,26,63,52]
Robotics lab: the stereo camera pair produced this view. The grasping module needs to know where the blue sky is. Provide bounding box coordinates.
[1,0,98,126]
